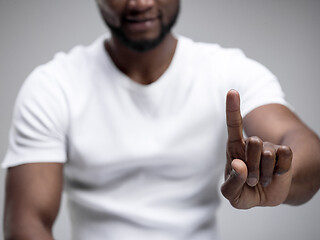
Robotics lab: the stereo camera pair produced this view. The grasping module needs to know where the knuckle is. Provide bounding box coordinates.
[277,146,293,164]
[278,144,289,152]
[279,145,293,157]
[262,150,273,158]
[248,136,263,146]
[227,118,242,128]
[262,149,276,159]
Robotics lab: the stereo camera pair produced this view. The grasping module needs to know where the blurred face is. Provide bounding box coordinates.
[96,0,180,52]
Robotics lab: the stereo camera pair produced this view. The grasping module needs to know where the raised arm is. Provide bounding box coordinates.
[221,90,320,209]
[3,163,63,240]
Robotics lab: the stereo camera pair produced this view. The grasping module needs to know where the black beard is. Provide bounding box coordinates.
[104,6,180,53]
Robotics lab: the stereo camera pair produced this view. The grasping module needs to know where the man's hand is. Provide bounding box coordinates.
[220,90,293,209]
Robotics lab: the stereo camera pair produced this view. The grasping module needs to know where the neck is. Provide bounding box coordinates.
[105,33,177,85]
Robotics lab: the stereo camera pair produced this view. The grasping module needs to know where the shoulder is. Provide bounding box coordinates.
[176,35,254,82]
[29,34,106,84]
[20,34,108,100]
[177,35,245,63]
[179,36,275,81]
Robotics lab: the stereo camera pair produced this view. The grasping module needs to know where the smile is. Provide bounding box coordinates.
[123,17,159,32]
[125,16,158,23]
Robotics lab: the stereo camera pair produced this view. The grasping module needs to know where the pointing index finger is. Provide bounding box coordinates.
[226,89,244,143]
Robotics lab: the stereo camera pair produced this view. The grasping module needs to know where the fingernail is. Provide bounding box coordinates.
[261,179,271,187]
[231,169,238,177]
[247,177,258,187]
[274,169,286,175]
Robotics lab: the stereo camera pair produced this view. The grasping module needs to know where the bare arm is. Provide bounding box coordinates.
[243,103,320,205]
[3,163,63,240]
[221,90,320,209]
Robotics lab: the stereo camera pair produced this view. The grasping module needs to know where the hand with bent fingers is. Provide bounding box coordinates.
[221,90,293,209]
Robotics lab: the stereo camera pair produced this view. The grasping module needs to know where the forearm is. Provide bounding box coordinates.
[282,127,320,205]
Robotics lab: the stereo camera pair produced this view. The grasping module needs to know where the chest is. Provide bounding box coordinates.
[64,73,227,188]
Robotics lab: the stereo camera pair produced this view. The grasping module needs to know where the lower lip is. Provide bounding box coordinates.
[125,19,158,32]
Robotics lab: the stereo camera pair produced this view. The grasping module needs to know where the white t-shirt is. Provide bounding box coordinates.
[2,35,288,240]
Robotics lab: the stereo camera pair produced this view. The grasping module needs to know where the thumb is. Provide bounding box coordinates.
[221,159,247,204]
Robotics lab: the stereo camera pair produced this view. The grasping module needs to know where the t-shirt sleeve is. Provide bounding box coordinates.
[2,67,69,168]
[223,49,292,118]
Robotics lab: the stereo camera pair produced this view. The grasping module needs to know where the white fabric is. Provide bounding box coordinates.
[2,35,288,240]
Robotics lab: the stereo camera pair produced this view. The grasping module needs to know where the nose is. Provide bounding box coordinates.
[127,0,155,12]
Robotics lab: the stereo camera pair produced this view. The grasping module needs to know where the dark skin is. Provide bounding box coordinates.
[98,0,179,84]
[4,163,63,240]
[221,90,320,208]
[105,33,177,85]
[4,0,320,239]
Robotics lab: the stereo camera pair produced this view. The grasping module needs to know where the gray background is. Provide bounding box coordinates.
[1,0,319,239]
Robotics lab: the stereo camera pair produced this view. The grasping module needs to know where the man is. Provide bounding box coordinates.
[3,0,320,239]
